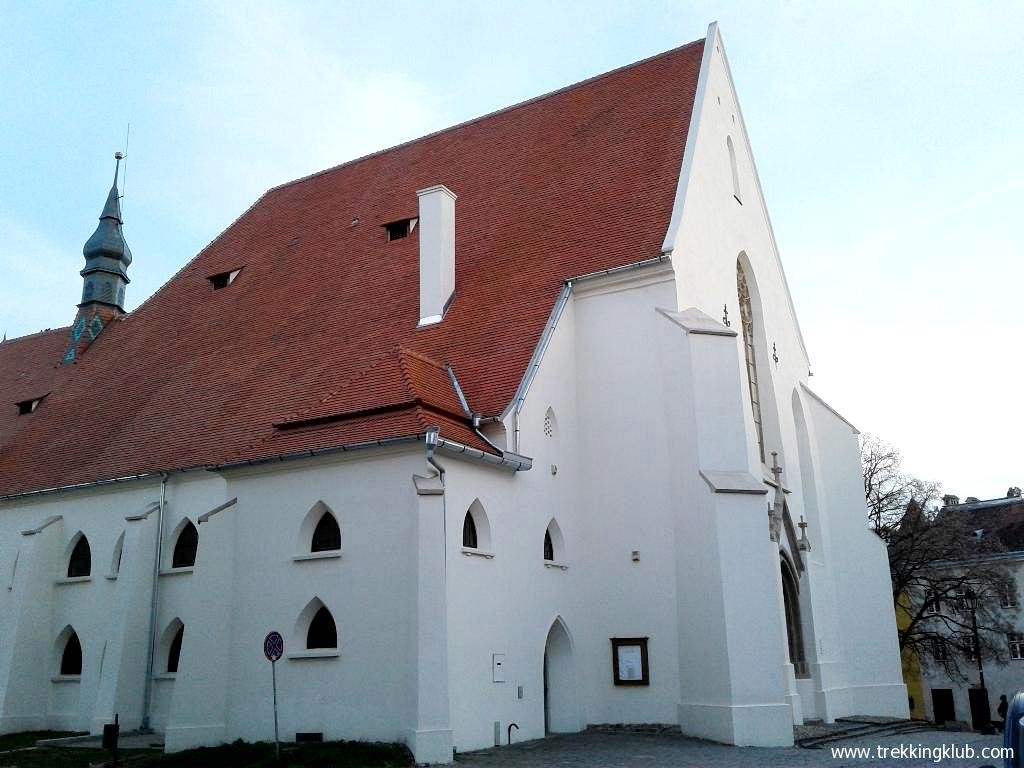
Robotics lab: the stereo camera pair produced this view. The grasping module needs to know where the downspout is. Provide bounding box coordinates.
[140,473,167,731]
[424,427,446,487]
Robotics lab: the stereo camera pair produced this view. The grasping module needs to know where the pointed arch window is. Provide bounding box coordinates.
[727,136,741,203]
[172,521,198,568]
[60,631,83,675]
[463,512,478,549]
[67,535,91,578]
[311,511,341,552]
[460,499,492,555]
[737,261,765,463]
[543,519,565,566]
[307,606,338,649]
[167,624,184,673]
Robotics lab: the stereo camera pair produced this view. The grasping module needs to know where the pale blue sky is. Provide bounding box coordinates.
[1,1,1021,498]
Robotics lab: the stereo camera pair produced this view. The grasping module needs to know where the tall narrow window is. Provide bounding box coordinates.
[737,261,765,463]
[167,624,184,673]
[307,606,338,649]
[543,530,554,561]
[172,521,198,568]
[60,631,83,675]
[462,512,478,549]
[727,136,741,202]
[67,535,92,578]
[311,511,341,552]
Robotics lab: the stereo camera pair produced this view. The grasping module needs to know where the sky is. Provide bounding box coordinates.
[1,1,1021,499]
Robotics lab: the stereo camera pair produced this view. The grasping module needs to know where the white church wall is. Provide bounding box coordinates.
[805,393,908,717]
[0,479,164,734]
[0,450,427,750]
[570,268,686,729]
[663,23,906,724]
[213,450,422,748]
[444,267,694,753]
[444,295,586,752]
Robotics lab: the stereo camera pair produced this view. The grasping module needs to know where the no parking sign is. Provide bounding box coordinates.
[264,631,284,760]
[264,631,284,662]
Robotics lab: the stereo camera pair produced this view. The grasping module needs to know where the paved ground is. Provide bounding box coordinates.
[455,730,1009,767]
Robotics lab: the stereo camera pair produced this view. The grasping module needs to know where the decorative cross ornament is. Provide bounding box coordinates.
[722,304,731,327]
[768,452,784,543]
[798,516,811,551]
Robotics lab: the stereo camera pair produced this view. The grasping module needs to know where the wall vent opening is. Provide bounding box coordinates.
[208,269,241,290]
[384,218,417,242]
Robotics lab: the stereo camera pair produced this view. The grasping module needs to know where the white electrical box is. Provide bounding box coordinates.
[492,653,505,682]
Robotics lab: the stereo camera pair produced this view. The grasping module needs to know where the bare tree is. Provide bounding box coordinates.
[861,434,1018,682]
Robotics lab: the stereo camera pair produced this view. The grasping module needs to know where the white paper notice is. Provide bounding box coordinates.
[617,644,642,681]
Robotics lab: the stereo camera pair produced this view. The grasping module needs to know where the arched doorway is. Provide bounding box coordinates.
[543,618,579,734]
[780,558,808,677]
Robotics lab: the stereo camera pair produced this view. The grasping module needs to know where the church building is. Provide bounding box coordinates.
[0,24,907,763]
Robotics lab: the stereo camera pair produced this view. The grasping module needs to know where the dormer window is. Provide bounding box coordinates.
[16,396,45,415]
[208,269,241,290]
[384,218,417,242]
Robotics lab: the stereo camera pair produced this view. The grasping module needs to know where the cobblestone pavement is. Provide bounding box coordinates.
[455,730,1008,767]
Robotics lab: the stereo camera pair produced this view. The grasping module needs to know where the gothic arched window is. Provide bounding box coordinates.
[311,511,341,552]
[544,530,555,561]
[172,521,198,568]
[463,512,478,549]
[67,535,91,578]
[167,624,184,673]
[307,606,338,649]
[737,261,765,463]
[60,631,83,675]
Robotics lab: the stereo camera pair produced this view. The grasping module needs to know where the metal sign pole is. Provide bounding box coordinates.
[264,630,284,764]
[272,659,280,763]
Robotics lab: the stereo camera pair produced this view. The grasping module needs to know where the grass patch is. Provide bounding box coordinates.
[0,737,413,768]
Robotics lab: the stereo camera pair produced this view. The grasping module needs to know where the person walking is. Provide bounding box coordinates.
[998,694,1009,733]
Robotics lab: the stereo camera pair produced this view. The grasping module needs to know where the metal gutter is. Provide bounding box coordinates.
[1,430,531,503]
[436,437,532,472]
[215,435,422,471]
[0,472,172,503]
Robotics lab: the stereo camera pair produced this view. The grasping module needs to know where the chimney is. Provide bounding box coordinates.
[416,184,456,327]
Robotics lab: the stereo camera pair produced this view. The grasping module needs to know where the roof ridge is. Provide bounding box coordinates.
[1,326,70,345]
[265,38,706,196]
[397,346,447,370]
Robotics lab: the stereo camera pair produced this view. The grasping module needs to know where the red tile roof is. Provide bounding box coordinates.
[0,39,704,497]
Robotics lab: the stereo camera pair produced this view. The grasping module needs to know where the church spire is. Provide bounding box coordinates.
[63,153,133,364]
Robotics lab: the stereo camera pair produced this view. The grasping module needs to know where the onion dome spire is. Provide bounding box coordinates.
[63,153,133,364]
[79,152,132,309]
